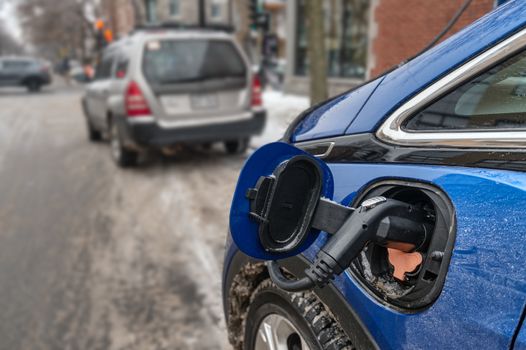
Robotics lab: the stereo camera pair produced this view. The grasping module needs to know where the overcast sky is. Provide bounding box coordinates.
[0,0,22,41]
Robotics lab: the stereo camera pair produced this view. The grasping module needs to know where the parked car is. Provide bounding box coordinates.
[0,56,52,92]
[223,2,526,349]
[82,26,266,167]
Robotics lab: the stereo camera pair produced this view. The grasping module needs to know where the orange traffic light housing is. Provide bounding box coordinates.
[95,19,105,30]
[104,29,113,43]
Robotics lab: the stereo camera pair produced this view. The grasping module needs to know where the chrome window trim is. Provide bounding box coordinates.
[377,27,526,149]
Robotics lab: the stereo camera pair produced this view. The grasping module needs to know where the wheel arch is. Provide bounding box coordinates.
[223,250,379,350]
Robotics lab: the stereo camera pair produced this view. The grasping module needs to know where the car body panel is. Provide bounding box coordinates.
[291,77,384,142]
[515,315,526,350]
[225,162,526,349]
[294,163,526,349]
[86,79,113,128]
[229,142,334,260]
[289,0,526,142]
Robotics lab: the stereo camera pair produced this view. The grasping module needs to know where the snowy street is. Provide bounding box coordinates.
[0,84,308,350]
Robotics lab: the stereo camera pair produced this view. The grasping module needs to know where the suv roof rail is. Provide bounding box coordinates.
[131,22,235,34]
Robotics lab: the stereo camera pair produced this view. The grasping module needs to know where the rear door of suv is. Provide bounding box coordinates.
[140,35,250,128]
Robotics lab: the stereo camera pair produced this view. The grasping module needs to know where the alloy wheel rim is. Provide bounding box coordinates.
[254,314,311,350]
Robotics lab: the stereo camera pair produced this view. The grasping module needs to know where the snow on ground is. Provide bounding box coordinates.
[252,89,310,148]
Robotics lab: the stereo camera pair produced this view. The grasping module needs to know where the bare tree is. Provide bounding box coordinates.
[17,0,100,61]
[0,23,23,55]
[306,0,328,105]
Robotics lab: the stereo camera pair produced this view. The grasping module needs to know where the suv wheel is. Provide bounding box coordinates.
[86,118,102,142]
[110,121,138,167]
[244,280,353,350]
[225,138,249,155]
[26,79,42,92]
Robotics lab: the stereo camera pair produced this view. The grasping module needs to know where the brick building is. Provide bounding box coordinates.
[285,0,504,96]
[141,0,232,25]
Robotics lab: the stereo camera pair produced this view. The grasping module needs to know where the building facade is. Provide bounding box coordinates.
[284,0,500,96]
[100,0,137,38]
[99,0,506,98]
[141,0,232,26]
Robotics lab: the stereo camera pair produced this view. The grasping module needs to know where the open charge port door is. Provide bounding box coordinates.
[230,142,454,308]
[350,182,455,311]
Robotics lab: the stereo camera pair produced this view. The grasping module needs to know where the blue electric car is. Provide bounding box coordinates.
[223,2,526,349]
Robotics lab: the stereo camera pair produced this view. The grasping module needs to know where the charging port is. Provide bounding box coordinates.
[350,181,455,311]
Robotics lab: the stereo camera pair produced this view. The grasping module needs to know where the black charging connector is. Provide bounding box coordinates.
[245,155,430,292]
[267,197,430,292]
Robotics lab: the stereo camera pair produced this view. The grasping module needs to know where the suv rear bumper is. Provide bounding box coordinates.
[120,110,266,148]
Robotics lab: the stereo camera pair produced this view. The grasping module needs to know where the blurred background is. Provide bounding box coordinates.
[0,0,509,349]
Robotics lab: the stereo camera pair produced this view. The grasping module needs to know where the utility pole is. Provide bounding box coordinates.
[198,0,206,27]
[306,0,328,105]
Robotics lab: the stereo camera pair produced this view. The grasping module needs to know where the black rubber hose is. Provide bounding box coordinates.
[405,0,474,62]
[266,261,315,292]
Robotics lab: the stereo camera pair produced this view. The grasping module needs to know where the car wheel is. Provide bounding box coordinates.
[86,118,102,142]
[110,120,138,167]
[225,138,249,155]
[26,79,42,92]
[244,279,353,350]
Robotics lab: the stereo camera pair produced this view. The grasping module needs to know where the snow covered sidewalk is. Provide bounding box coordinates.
[251,89,310,149]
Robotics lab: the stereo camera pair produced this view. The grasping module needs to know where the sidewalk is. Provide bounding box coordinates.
[252,89,310,149]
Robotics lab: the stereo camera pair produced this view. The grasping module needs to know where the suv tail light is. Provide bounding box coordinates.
[125,81,151,117]
[251,74,263,108]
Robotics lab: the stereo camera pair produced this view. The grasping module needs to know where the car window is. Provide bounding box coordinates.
[405,50,526,131]
[3,60,31,70]
[115,56,129,79]
[95,55,114,80]
[143,39,246,84]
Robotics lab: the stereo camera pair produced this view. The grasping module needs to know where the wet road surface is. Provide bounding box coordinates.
[0,86,245,349]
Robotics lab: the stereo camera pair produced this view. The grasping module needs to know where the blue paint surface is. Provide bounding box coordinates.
[515,316,526,350]
[301,163,526,349]
[229,142,334,260]
[225,163,526,348]
[292,77,383,142]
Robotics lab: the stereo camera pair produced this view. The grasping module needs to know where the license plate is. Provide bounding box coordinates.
[160,95,191,115]
[191,94,218,110]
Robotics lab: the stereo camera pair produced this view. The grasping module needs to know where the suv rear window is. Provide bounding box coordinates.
[143,39,246,84]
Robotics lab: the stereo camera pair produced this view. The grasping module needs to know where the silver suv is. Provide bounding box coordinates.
[82,27,266,167]
[0,56,52,92]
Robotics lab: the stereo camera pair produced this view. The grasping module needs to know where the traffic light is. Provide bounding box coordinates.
[95,19,105,31]
[104,29,114,44]
[249,0,259,30]
[249,0,269,32]
[94,19,114,51]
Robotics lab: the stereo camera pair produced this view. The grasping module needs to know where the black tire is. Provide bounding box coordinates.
[244,279,353,350]
[26,79,42,92]
[225,138,249,155]
[109,120,138,167]
[86,119,102,142]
